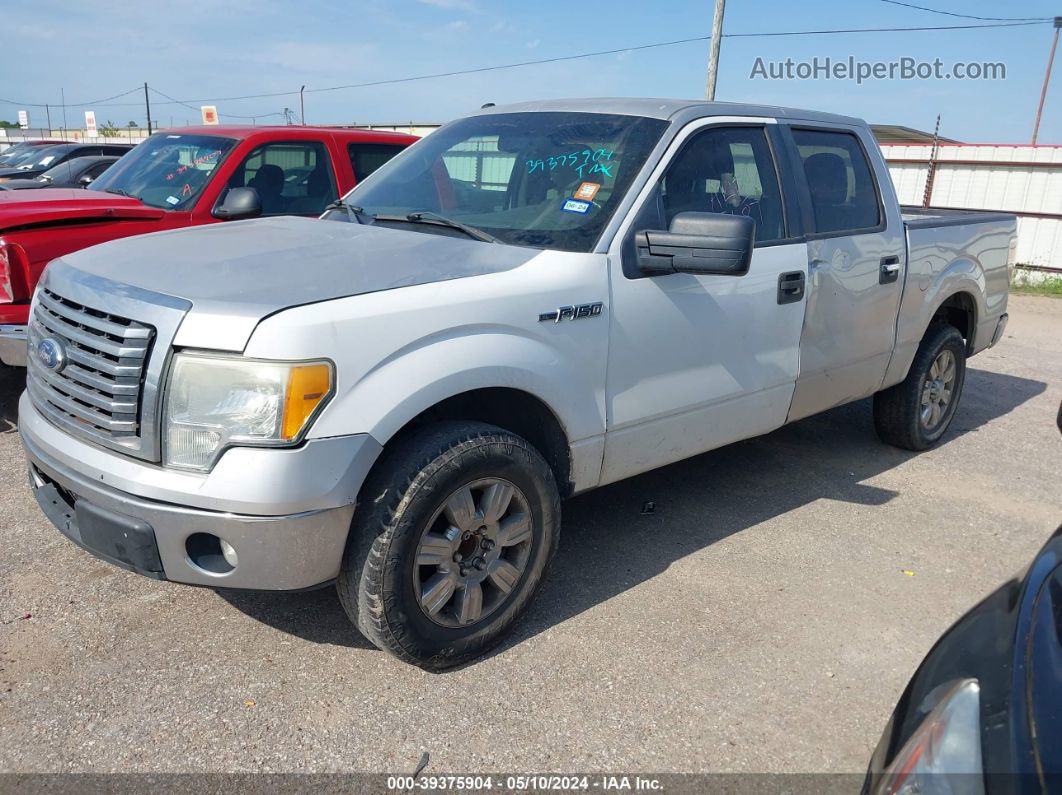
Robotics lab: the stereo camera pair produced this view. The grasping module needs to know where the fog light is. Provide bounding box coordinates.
[220,539,238,568]
[185,532,236,575]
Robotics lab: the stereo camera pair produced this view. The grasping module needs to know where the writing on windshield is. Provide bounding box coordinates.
[527,148,617,179]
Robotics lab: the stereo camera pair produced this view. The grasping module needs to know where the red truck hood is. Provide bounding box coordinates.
[0,188,166,231]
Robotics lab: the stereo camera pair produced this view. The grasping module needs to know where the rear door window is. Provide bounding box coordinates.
[791,129,881,234]
[348,143,407,182]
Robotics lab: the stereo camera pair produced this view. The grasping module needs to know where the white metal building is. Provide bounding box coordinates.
[882,143,1062,272]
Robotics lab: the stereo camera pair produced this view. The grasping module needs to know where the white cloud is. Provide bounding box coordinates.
[417,0,475,9]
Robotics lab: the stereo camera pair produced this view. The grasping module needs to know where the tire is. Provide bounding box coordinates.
[337,421,561,669]
[873,323,967,451]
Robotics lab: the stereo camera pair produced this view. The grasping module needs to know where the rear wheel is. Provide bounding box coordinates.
[873,324,967,451]
[337,421,560,669]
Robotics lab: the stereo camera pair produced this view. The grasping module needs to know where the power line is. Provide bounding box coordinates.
[1,19,1053,111]
[156,20,1054,103]
[878,0,1052,23]
[723,21,1050,37]
[148,87,284,121]
[0,86,142,109]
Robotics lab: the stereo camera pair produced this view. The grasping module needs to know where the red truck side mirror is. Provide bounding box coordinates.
[213,187,263,221]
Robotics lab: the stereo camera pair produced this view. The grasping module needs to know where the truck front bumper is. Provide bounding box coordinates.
[19,392,382,590]
[0,324,27,367]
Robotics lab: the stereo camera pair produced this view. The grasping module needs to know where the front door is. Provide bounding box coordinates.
[783,125,906,422]
[600,121,808,486]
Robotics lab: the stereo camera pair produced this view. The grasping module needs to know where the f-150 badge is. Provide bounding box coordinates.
[538,302,604,323]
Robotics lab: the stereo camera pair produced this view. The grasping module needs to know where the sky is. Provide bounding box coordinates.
[5,0,1060,143]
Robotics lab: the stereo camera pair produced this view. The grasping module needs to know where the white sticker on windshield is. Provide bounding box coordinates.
[166,135,181,139]
[39,156,56,166]
[561,198,591,214]
[165,195,180,205]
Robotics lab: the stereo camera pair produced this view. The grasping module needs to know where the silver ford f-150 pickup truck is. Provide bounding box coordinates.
[18,99,1013,668]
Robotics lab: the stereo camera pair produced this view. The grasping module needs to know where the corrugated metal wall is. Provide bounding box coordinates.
[882,144,1062,271]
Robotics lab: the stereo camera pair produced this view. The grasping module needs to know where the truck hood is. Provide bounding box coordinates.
[49,215,540,351]
[0,187,165,231]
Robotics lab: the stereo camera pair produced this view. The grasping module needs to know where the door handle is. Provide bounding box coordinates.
[880,255,901,285]
[778,271,805,305]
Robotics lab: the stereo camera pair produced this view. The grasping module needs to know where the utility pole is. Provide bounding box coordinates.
[144,82,152,135]
[1031,17,1061,145]
[300,85,306,125]
[45,104,51,133]
[705,0,727,100]
[922,114,941,208]
[61,87,67,132]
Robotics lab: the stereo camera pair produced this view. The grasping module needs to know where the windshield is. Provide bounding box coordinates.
[0,143,35,165]
[344,112,667,252]
[89,133,236,209]
[38,158,90,183]
[12,146,67,170]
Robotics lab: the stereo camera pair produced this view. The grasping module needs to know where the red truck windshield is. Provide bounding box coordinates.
[89,133,237,210]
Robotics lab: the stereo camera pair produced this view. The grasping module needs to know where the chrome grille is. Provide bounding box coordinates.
[27,288,155,450]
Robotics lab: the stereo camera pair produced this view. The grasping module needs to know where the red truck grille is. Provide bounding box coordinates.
[27,288,154,448]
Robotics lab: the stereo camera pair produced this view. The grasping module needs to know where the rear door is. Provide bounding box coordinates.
[601,119,809,485]
[782,124,906,422]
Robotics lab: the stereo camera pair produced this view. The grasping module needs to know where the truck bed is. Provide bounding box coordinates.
[900,205,1016,230]
[887,206,1014,387]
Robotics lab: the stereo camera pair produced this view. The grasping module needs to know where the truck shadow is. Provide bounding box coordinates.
[219,366,1045,658]
[0,366,26,434]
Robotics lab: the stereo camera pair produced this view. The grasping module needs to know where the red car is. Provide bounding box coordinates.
[0,125,417,366]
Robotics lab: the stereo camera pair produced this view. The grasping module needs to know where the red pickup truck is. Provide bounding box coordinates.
[0,125,417,366]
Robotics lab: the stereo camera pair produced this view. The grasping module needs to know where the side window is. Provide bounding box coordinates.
[347,143,407,182]
[791,129,881,234]
[657,126,785,244]
[84,161,112,179]
[228,141,337,216]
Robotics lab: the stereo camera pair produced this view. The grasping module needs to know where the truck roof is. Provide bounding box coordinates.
[153,125,419,144]
[477,97,865,127]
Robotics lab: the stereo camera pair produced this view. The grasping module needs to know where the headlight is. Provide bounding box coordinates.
[874,679,983,795]
[163,353,333,471]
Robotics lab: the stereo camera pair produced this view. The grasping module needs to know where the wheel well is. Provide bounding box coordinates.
[931,292,976,353]
[393,388,573,498]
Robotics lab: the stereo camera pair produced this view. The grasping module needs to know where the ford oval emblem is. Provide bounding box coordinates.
[36,337,66,373]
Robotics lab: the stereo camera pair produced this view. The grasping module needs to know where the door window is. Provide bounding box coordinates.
[348,143,407,182]
[227,141,337,216]
[83,161,113,180]
[791,129,881,234]
[655,126,785,243]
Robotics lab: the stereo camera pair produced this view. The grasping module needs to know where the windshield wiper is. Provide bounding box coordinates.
[103,187,134,198]
[403,211,500,244]
[323,199,374,224]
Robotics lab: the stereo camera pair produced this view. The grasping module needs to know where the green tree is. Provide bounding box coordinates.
[0,120,20,129]
[98,120,121,136]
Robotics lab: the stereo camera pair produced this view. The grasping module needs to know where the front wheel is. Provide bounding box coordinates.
[873,324,967,451]
[337,421,560,669]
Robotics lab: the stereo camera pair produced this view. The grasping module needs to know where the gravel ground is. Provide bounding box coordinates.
[0,294,1059,775]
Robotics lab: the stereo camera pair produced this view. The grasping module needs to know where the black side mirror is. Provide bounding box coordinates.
[637,212,755,276]
[213,187,263,221]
